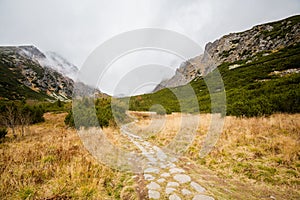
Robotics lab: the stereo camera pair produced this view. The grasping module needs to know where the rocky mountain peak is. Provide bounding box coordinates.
[153,15,300,92]
[0,45,102,101]
[0,46,74,100]
[18,45,47,60]
[205,15,300,66]
[41,51,78,80]
[17,46,79,80]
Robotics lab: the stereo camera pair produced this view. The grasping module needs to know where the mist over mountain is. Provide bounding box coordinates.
[41,51,78,80]
[0,45,73,100]
[0,45,100,101]
[18,46,79,80]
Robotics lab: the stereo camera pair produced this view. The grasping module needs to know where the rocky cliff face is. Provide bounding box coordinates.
[0,45,102,101]
[0,46,74,100]
[40,51,78,80]
[153,15,300,92]
[18,46,78,80]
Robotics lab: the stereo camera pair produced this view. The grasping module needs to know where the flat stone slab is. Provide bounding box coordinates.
[190,182,206,193]
[144,174,155,181]
[149,150,155,154]
[166,162,176,168]
[170,157,178,162]
[156,150,168,161]
[145,156,158,163]
[147,161,157,166]
[170,167,185,174]
[161,172,170,177]
[167,182,180,187]
[145,167,160,174]
[174,174,191,184]
[169,193,181,200]
[181,188,192,195]
[157,178,166,183]
[143,141,151,146]
[159,163,167,168]
[192,194,214,200]
[147,181,161,190]
[165,187,176,194]
[148,190,160,199]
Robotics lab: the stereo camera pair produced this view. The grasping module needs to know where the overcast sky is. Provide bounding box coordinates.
[1,0,299,95]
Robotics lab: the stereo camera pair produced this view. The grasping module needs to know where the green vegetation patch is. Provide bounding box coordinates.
[129,43,300,117]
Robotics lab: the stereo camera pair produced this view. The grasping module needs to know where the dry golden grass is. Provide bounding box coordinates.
[1,112,299,199]
[0,113,138,200]
[190,114,300,186]
[127,113,193,145]
[131,112,300,199]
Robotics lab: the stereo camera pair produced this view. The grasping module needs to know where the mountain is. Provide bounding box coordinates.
[129,42,300,116]
[129,15,300,117]
[41,51,78,80]
[0,45,74,101]
[18,46,78,80]
[0,45,105,101]
[154,15,300,92]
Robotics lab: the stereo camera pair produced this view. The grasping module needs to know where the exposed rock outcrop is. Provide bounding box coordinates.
[0,46,74,100]
[0,45,104,101]
[153,15,300,92]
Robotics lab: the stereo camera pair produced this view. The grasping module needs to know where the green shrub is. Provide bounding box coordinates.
[65,97,129,128]
[29,105,45,123]
[18,187,35,200]
[64,111,74,127]
[150,104,166,115]
[0,101,45,134]
[0,127,7,139]
[41,101,69,112]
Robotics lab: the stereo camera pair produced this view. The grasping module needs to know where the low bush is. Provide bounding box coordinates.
[0,101,45,136]
[65,97,128,128]
[0,127,7,139]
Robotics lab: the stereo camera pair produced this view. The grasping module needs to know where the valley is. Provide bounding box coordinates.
[0,14,299,200]
[0,112,299,199]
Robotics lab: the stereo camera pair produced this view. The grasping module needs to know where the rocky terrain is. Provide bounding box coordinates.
[121,123,215,200]
[0,45,75,100]
[154,15,300,92]
[19,46,79,80]
[0,45,106,101]
[41,51,78,80]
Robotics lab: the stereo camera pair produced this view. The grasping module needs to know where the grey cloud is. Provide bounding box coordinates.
[0,0,299,95]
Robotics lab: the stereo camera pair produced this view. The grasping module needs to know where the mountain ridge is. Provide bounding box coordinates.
[129,42,300,116]
[0,45,104,101]
[153,15,300,92]
[0,45,74,101]
[17,45,79,80]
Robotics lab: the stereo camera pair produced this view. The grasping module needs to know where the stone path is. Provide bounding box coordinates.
[121,125,215,200]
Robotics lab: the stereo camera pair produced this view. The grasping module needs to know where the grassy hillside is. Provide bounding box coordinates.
[129,43,300,116]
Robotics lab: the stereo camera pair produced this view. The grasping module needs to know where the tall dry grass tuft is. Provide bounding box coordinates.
[191,114,299,189]
[0,113,137,199]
